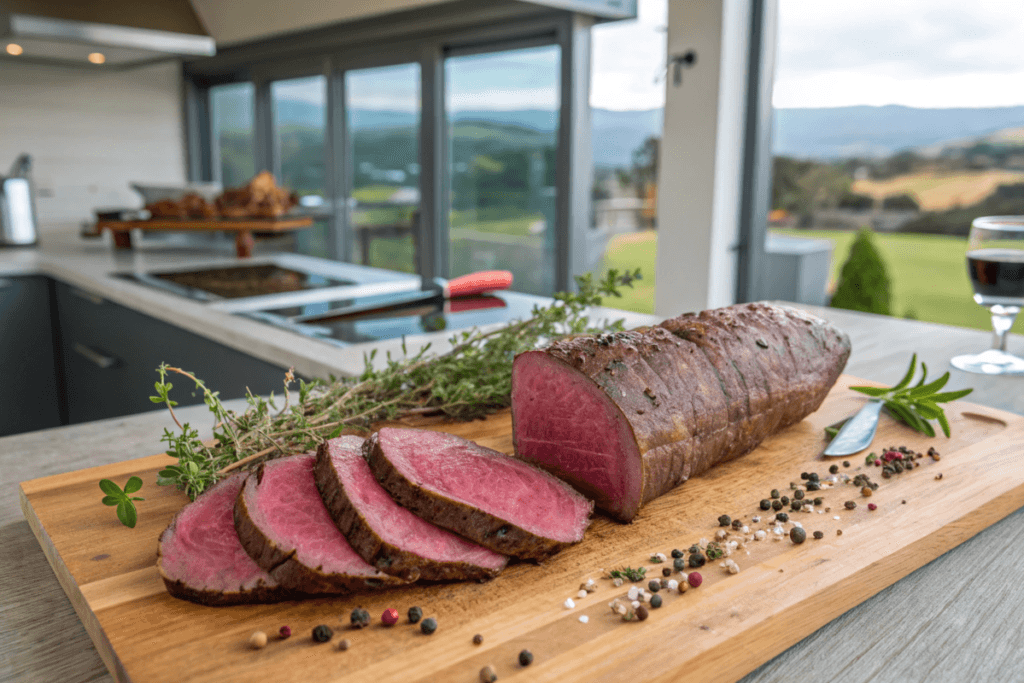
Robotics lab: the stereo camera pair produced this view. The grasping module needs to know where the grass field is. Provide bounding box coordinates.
[599,228,1024,336]
[851,169,1024,212]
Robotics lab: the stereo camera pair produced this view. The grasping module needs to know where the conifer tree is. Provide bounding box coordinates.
[830,228,892,315]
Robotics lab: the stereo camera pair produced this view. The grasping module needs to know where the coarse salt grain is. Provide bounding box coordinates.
[793,521,802,528]
[752,515,761,523]
[612,577,624,587]
[741,525,749,534]
[627,586,640,601]
[834,516,841,521]
[564,598,575,609]
[654,552,667,563]
[715,529,728,540]
[579,615,589,624]
[667,579,679,591]
[631,600,641,609]
[577,590,588,599]
[773,526,784,535]
[754,530,767,541]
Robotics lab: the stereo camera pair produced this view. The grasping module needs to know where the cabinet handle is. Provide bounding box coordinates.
[73,342,120,369]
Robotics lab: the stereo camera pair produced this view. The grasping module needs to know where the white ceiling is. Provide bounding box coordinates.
[187,0,453,46]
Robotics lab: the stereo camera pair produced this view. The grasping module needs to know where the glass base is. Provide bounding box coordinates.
[951,349,1024,376]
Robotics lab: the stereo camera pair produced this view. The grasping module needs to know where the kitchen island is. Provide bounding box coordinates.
[3,230,1024,682]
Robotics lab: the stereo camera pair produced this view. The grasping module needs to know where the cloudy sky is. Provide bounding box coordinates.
[591,0,1024,111]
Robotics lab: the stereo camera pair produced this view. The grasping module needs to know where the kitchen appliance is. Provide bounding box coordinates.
[0,154,38,247]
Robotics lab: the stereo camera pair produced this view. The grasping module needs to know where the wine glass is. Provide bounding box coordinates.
[951,216,1024,375]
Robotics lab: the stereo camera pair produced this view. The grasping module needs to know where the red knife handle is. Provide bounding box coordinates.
[445,270,513,298]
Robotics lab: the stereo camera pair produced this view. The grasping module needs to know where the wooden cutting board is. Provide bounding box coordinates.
[20,376,1024,683]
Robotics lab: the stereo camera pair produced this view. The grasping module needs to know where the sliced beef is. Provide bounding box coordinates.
[315,437,509,581]
[511,302,851,522]
[234,442,403,594]
[364,428,593,560]
[157,472,293,606]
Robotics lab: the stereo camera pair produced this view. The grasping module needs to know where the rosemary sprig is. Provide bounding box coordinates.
[149,269,642,501]
[846,354,973,438]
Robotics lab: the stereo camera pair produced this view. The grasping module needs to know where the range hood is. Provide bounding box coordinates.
[0,0,215,69]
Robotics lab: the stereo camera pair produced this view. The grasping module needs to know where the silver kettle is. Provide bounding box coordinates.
[0,154,39,247]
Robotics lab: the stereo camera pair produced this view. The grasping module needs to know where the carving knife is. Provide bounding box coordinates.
[823,399,884,457]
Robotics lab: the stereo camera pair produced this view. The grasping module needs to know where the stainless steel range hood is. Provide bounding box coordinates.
[1,0,215,69]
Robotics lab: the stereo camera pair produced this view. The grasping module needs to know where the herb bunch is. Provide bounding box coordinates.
[845,354,972,438]
[153,269,642,500]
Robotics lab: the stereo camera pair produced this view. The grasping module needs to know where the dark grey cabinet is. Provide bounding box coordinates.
[53,281,289,425]
[0,276,63,436]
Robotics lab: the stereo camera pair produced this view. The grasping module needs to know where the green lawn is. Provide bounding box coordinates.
[599,229,1024,335]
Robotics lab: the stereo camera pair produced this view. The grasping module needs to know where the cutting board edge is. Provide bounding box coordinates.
[19,485,132,683]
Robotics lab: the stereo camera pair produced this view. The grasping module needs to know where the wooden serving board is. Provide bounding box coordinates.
[20,376,1024,683]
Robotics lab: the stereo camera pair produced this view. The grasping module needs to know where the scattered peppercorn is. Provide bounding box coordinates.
[688,553,706,568]
[843,460,851,468]
[688,544,700,554]
[791,500,803,511]
[648,580,661,593]
[772,500,783,511]
[829,464,839,474]
[731,518,743,530]
[662,567,671,577]
[636,605,649,621]
[312,625,334,643]
[338,638,351,651]
[770,489,780,499]
[793,489,805,500]
[776,512,789,523]
[781,496,790,505]
[350,608,370,629]
[688,572,703,588]
[279,625,291,640]
[480,665,498,683]
[408,606,423,624]
[844,501,857,510]
[249,631,267,649]
[861,486,873,497]
[813,530,824,540]
[813,497,824,506]
[882,469,892,479]
[381,608,399,626]
[807,482,821,492]
[718,514,731,527]
[894,463,904,473]
[935,473,943,480]
[837,529,843,536]
[790,527,807,544]
[760,499,772,510]
[929,447,941,461]
[673,557,686,571]
[801,472,809,480]
[473,634,484,645]
[671,548,684,559]
[868,503,878,511]
[650,594,663,608]
[420,617,438,635]
[519,649,534,666]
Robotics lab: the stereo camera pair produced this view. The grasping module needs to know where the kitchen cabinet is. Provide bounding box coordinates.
[0,276,63,436]
[54,281,289,425]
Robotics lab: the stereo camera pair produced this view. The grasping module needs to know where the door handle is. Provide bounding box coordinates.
[73,342,120,369]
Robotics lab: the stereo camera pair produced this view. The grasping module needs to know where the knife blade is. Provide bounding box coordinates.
[823,399,884,457]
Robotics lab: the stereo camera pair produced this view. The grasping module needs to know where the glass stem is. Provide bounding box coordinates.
[990,305,1020,352]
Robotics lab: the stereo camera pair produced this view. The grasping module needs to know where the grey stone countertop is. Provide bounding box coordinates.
[3,228,1024,682]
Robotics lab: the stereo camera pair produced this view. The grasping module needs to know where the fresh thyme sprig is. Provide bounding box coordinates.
[607,566,647,582]
[99,477,145,528]
[149,269,642,501]
[845,354,973,438]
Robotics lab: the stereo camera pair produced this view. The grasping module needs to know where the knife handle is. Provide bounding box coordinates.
[445,271,513,298]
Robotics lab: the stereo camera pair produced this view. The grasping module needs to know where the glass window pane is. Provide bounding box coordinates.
[210,82,256,188]
[446,45,560,296]
[346,63,421,273]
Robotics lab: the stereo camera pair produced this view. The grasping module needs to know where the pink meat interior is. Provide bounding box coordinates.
[325,439,506,570]
[376,427,591,542]
[159,473,276,592]
[244,448,384,579]
[511,351,641,519]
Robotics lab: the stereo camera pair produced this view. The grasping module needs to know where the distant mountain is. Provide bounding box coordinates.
[773,105,1024,160]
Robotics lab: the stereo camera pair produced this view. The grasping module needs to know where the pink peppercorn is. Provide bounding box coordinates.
[688,572,703,588]
[867,503,877,511]
[381,608,399,626]
[279,625,291,639]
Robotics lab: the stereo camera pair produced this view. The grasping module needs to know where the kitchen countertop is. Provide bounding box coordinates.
[3,230,1024,682]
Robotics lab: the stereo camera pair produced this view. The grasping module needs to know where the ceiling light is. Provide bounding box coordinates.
[87,52,105,64]
[5,43,23,56]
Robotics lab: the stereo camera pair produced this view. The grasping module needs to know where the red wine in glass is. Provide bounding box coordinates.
[967,248,1024,305]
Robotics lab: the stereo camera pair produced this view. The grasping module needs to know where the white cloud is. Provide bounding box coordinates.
[590,0,668,111]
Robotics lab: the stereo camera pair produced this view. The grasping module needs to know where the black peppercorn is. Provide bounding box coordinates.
[794,489,805,500]
[843,460,851,468]
[688,544,700,555]
[806,482,821,492]
[718,514,731,527]
[671,548,684,559]
[791,500,802,511]
[420,617,438,635]
[772,500,783,511]
[650,594,663,608]
[808,472,820,482]
[813,497,823,506]
[636,605,649,621]
[894,463,904,473]
[473,633,484,645]
[688,553,706,568]
[760,499,772,510]
[673,557,686,571]
[312,625,334,643]
[519,649,534,666]
[780,496,790,505]
[776,512,789,523]
[813,530,824,540]
[731,518,743,530]
[648,579,661,593]
[350,608,370,629]
[844,501,857,510]
[407,606,423,624]
[800,472,809,480]
[829,464,839,474]
[662,567,671,577]
[790,527,806,544]
[770,489,780,499]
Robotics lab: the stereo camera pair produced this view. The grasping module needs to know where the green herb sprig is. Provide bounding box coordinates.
[99,477,145,528]
[608,566,648,582]
[846,354,972,438]
[148,269,642,501]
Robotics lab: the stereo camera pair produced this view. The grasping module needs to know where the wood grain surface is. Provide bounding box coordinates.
[18,376,1024,683]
